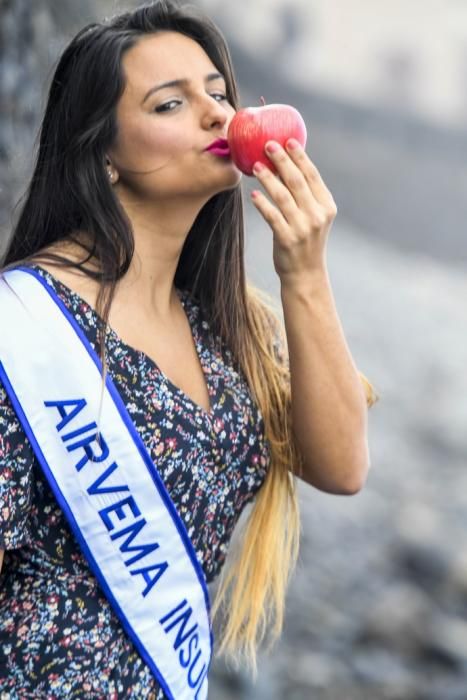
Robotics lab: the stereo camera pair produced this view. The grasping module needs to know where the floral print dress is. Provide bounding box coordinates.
[0,265,271,699]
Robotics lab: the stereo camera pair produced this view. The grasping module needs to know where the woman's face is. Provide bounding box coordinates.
[108,31,242,203]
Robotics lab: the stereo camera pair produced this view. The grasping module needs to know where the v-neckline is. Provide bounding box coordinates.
[30,264,217,422]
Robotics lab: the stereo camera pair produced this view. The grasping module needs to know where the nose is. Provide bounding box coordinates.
[200,95,229,131]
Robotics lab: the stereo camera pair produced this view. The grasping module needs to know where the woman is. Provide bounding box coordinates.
[0,0,376,697]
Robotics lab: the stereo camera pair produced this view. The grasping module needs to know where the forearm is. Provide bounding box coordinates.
[281,268,370,494]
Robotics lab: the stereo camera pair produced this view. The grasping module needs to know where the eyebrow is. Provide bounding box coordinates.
[142,72,225,104]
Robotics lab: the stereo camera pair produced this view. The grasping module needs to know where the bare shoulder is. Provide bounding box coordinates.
[33,237,100,309]
[0,549,4,574]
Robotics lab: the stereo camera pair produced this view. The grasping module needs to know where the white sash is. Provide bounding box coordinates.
[0,267,212,700]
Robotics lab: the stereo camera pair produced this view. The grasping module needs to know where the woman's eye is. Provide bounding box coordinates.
[155,100,181,113]
[154,93,227,113]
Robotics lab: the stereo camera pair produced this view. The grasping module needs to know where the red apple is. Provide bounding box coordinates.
[227,102,307,176]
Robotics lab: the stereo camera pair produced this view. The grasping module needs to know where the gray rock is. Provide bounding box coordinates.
[418,682,467,700]
[358,583,436,653]
[447,550,467,599]
[352,648,416,690]
[423,613,467,669]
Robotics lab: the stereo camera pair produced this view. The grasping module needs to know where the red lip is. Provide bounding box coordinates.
[205,138,230,153]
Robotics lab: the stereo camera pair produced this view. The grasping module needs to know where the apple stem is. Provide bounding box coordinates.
[260,96,266,106]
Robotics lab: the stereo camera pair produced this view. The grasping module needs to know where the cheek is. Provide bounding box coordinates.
[113,116,191,172]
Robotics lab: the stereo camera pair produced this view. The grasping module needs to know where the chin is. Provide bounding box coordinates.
[221,174,242,191]
[219,164,243,189]
[203,170,242,198]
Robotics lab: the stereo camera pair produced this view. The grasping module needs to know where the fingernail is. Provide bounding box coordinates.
[266,141,280,154]
[253,161,265,174]
[287,138,301,150]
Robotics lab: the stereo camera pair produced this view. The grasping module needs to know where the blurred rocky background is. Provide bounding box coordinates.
[1,1,467,698]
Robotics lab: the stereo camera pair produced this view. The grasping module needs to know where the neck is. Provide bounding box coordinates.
[115,195,205,319]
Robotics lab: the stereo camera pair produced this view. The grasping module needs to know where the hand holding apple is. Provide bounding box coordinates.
[227,100,307,176]
[246,136,337,281]
[227,99,336,280]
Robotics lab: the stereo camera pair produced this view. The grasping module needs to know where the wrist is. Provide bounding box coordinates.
[279,266,330,298]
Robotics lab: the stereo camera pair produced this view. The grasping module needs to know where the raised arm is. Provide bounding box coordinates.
[250,137,371,494]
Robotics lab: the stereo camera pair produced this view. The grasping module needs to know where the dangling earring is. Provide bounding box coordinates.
[105,157,117,184]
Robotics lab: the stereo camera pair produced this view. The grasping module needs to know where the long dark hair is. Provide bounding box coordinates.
[2,0,304,667]
[3,0,244,350]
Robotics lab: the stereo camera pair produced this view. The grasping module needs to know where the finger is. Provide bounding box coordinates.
[284,138,337,211]
[250,189,289,244]
[252,160,301,225]
[263,141,318,211]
